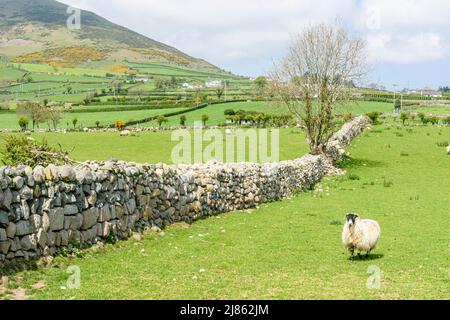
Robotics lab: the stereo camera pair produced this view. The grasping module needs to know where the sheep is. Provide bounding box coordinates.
[342,213,381,260]
[447,146,450,155]
[120,129,131,137]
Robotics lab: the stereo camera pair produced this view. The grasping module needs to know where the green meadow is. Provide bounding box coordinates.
[4,122,448,300]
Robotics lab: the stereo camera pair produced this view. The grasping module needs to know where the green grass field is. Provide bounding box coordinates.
[0,128,309,164]
[2,121,449,300]
[0,107,188,129]
[137,101,394,127]
[412,106,450,115]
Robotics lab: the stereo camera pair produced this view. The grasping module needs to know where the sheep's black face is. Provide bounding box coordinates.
[346,213,359,226]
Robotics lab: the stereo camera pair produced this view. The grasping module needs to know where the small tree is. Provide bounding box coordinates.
[254,76,268,97]
[95,120,100,128]
[400,112,409,126]
[18,117,29,131]
[157,116,168,128]
[216,86,225,100]
[366,112,380,124]
[180,115,187,126]
[72,118,78,129]
[16,101,48,129]
[418,112,426,125]
[47,105,63,130]
[201,114,209,126]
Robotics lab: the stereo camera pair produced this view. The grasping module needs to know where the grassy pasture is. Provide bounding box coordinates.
[2,122,449,300]
[0,107,188,129]
[0,128,309,164]
[142,101,394,127]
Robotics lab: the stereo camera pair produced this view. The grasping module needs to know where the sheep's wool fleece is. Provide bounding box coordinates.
[342,219,381,252]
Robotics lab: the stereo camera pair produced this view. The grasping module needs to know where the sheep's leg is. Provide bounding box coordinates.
[357,250,362,259]
[365,250,372,258]
[349,248,355,261]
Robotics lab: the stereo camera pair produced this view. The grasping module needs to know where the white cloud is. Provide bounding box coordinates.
[58,0,450,76]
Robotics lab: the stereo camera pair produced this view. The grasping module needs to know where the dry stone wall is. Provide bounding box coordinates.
[0,116,370,265]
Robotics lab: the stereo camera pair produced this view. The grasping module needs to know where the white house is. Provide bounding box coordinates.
[205,80,222,88]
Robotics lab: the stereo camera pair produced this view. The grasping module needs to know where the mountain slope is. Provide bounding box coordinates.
[0,0,216,69]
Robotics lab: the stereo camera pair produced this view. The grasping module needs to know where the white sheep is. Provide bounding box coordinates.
[447,145,450,155]
[342,213,381,260]
[120,129,131,137]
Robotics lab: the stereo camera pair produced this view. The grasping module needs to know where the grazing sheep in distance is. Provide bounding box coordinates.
[342,213,381,260]
[120,129,131,137]
[447,146,450,155]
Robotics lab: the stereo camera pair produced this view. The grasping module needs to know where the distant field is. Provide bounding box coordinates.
[0,107,187,129]
[412,105,450,115]
[0,128,308,164]
[143,101,394,127]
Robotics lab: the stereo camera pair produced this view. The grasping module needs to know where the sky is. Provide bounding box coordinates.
[58,0,450,90]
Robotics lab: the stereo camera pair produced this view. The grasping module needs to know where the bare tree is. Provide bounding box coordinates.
[270,22,367,155]
[16,101,48,129]
[47,105,64,130]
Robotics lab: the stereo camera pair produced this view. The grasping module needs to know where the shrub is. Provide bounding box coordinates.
[445,116,450,125]
[342,113,354,123]
[0,135,72,167]
[202,114,209,126]
[115,120,126,129]
[400,112,409,125]
[224,109,236,116]
[365,112,380,124]
[426,116,439,125]
[418,112,426,125]
[18,117,29,131]
[348,173,360,181]
[157,116,168,127]
[180,115,187,126]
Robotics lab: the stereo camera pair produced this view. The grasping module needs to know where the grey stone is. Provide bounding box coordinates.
[6,222,16,238]
[16,220,33,236]
[20,234,37,251]
[0,188,12,210]
[48,208,65,231]
[0,228,7,241]
[0,240,11,254]
[13,176,24,189]
[59,166,76,181]
[81,208,99,230]
[64,204,79,216]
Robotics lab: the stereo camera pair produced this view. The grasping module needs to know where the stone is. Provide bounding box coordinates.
[0,211,9,227]
[36,229,47,248]
[16,221,33,236]
[81,208,99,230]
[44,164,58,181]
[6,222,16,238]
[29,214,42,231]
[0,189,12,210]
[48,208,65,231]
[63,204,79,216]
[42,212,50,232]
[0,240,11,254]
[59,166,76,181]
[33,166,45,183]
[20,234,37,251]
[0,228,7,241]
[98,206,110,222]
[13,176,24,189]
